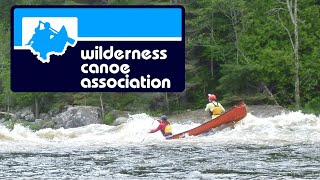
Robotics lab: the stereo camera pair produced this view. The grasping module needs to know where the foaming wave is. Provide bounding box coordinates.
[0,114,166,145]
[0,124,44,142]
[0,112,319,147]
[190,112,320,144]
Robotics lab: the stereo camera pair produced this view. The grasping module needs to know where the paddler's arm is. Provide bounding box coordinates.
[149,123,165,133]
[205,104,210,111]
[219,103,226,112]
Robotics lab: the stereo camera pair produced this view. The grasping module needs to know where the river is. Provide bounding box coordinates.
[0,112,319,179]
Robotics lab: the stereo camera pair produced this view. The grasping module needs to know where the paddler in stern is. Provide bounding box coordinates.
[205,94,225,119]
[148,115,173,139]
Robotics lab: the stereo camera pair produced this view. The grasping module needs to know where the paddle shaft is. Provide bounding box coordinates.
[39,21,58,34]
[141,118,156,142]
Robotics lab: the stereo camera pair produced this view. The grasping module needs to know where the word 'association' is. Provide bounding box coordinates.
[80,46,171,89]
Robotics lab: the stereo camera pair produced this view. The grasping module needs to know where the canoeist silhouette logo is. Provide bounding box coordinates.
[24,18,77,63]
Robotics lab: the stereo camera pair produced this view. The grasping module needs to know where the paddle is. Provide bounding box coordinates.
[141,117,156,142]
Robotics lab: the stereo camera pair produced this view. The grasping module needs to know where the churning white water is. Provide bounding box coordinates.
[0,112,319,179]
[0,112,319,151]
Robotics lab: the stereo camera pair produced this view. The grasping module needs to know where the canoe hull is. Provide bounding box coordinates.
[167,101,247,140]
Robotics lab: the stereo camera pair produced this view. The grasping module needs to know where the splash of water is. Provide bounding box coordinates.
[0,112,319,149]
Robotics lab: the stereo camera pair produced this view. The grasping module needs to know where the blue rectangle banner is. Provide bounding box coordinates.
[11,5,185,92]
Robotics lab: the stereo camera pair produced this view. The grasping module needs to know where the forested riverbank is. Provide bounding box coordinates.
[0,0,319,126]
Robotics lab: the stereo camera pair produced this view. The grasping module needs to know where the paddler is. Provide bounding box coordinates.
[148,115,173,139]
[26,21,55,46]
[205,94,225,119]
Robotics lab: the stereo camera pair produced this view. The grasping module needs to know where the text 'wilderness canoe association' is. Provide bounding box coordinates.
[80,45,171,89]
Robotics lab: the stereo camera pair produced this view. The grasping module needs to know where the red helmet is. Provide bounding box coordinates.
[208,94,216,101]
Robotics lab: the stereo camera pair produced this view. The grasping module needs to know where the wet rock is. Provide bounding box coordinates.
[35,119,55,129]
[106,110,130,125]
[39,113,50,121]
[0,118,5,123]
[112,117,128,126]
[25,114,35,122]
[109,110,130,119]
[54,106,103,129]
[247,105,289,118]
[48,109,60,117]
[13,107,35,122]
[169,109,209,123]
[35,119,45,126]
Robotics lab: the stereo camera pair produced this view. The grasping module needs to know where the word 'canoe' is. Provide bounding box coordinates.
[167,101,247,140]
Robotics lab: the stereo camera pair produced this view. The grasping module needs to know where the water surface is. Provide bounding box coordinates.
[1,112,319,179]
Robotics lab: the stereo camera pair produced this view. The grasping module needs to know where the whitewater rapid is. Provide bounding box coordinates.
[0,112,319,151]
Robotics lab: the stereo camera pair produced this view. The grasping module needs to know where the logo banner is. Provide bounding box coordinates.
[11,6,185,92]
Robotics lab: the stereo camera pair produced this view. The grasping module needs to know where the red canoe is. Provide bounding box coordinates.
[166,101,247,140]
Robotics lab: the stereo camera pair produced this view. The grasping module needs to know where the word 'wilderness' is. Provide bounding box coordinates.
[81,46,168,60]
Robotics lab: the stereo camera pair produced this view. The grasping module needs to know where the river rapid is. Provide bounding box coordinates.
[0,112,320,179]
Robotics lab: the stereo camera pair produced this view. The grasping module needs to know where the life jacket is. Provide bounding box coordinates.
[164,124,172,134]
[161,122,172,136]
[212,102,222,115]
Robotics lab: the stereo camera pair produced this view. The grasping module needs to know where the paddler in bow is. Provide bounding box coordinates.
[148,115,173,139]
[205,94,225,119]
